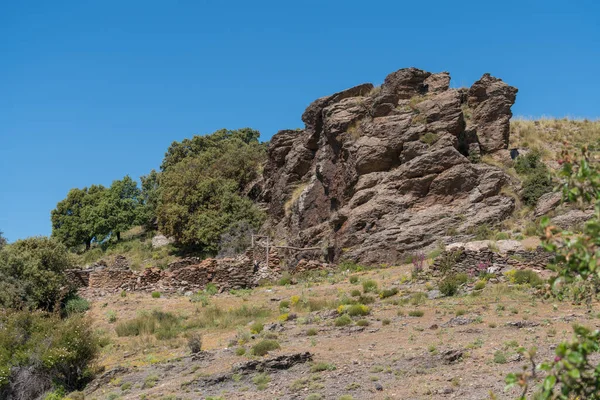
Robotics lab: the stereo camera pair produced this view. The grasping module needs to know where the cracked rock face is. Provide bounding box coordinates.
[261,67,518,264]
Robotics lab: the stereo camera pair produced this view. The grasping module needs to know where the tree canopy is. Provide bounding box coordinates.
[51,176,145,249]
[156,128,266,252]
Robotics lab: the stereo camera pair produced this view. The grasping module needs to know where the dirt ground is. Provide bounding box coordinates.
[83,263,600,400]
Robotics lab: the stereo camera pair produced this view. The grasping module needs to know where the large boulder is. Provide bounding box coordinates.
[261,68,518,264]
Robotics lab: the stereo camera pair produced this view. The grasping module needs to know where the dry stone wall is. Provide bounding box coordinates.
[432,240,553,277]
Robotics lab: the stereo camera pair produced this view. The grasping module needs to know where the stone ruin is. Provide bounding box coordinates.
[65,246,332,295]
[431,239,553,278]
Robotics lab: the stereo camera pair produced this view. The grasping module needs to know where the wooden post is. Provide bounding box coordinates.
[266,236,269,269]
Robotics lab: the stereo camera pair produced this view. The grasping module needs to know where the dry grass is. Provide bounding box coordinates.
[510,117,600,161]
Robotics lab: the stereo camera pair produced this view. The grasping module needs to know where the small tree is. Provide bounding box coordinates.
[99,175,144,241]
[0,230,6,249]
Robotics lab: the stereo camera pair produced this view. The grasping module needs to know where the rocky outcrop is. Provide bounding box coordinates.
[262,67,518,264]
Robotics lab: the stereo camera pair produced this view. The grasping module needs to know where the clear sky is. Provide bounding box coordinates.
[1,0,599,242]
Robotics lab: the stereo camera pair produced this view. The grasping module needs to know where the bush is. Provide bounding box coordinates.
[334,314,353,327]
[0,237,74,311]
[379,287,399,299]
[251,340,280,356]
[350,289,361,297]
[346,304,370,317]
[0,311,99,398]
[349,275,359,284]
[408,310,424,317]
[514,151,553,206]
[306,328,318,336]
[235,347,246,356]
[382,319,391,326]
[362,280,378,293]
[186,332,202,354]
[250,322,264,334]
[151,291,161,298]
[278,272,292,286]
[356,319,370,327]
[513,269,544,287]
[339,260,366,272]
[358,295,375,304]
[474,280,486,290]
[64,295,90,316]
[439,273,468,296]
[205,283,218,295]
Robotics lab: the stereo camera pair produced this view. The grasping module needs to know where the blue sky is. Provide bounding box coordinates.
[1,0,599,242]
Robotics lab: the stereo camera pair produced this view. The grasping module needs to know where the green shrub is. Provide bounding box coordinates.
[235,347,246,356]
[439,273,468,296]
[493,350,507,364]
[408,310,424,317]
[278,272,292,286]
[356,319,370,326]
[346,304,370,317]
[151,291,161,298]
[205,283,218,295]
[250,322,264,334]
[379,287,399,299]
[362,280,378,293]
[334,314,353,327]
[382,319,391,326]
[64,295,90,316]
[513,269,544,287]
[106,310,117,323]
[358,295,375,304]
[305,394,322,400]
[251,340,280,356]
[0,237,74,311]
[0,311,99,396]
[514,151,553,206]
[279,300,290,310]
[349,275,359,284]
[350,289,361,297]
[306,328,318,336]
[437,250,463,276]
[474,280,486,290]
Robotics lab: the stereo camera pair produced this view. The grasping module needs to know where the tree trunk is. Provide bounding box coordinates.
[116,231,121,241]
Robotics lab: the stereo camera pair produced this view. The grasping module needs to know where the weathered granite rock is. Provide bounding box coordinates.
[261,67,518,265]
[152,234,174,248]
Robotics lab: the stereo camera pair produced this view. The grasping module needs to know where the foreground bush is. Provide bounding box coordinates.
[0,311,99,399]
[0,237,73,311]
[439,273,468,296]
[506,325,600,399]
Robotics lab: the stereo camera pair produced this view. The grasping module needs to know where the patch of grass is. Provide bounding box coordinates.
[305,395,323,400]
[358,295,375,304]
[151,291,161,299]
[382,319,391,326]
[64,295,90,316]
[349,275,359,284]
[474,280,486,290]
[420,132,439,145]
[512,269,544,287]
[350,289,361,297]
[251,340,280,356]
[356,319,369,327]
[408,310,424,317]
[439,273,468,296]
[186,304,272,330]
[346,304,370,317]
[310,362,337,372]
[142,374,159,389]
[285,182,308,217]
[252,373,271,390]
[306,328,318,336]
[204,283,218,295]
[115,310,182,340]
[455,309,466,316]
[106,310,117,323]
[278,272,293,286]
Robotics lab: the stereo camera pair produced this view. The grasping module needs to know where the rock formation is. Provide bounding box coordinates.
[261,67,519,264]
